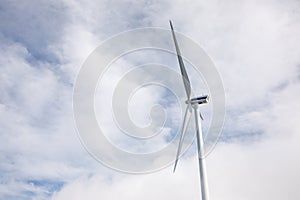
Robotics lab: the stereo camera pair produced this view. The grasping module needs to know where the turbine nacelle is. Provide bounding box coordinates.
[186,95,209,105]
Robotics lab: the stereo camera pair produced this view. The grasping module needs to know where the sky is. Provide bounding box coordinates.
[0,0,300,199]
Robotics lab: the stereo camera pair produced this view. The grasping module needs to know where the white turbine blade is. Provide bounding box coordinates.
[169,20,191,100]
[200,112,204,120]
[173,104,192,173]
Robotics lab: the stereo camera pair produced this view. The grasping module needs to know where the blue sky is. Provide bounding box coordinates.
[1,0,300,199]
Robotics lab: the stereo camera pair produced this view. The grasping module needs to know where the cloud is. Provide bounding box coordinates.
[0,0,299,199]
[0,0,68,63]
[0,36,91,199]
[52,80,300,200]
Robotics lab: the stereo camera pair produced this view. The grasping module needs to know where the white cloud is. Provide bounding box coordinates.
[0,0,300,199]
[52,80,300,199]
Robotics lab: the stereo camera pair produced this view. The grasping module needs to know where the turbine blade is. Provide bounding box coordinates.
[173,104,192,173]
[200,112,204,120]
[169,20,191,100]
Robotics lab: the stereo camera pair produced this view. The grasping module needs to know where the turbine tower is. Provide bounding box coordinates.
[170,20,210,200]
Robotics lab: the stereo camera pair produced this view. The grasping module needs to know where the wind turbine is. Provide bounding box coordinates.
[170,20,210,200]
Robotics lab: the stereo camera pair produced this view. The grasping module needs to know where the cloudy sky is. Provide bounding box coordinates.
[1,0,300,199]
